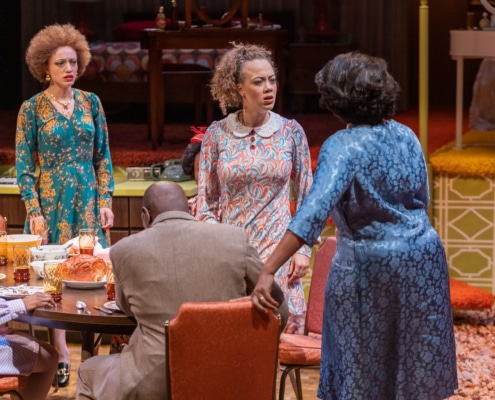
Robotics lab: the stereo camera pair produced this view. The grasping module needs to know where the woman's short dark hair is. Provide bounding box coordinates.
[315,52,400,126]
[181,142,202,179]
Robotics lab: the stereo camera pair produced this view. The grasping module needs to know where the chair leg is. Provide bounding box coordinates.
[288,369,303,400]
[48,328,59,393]
[279,366,303,400]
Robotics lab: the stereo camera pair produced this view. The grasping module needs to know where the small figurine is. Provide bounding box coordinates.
[480,12,491,29]
[156,6,167,30]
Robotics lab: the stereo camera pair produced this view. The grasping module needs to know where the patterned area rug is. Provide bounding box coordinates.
[450,306,495,399]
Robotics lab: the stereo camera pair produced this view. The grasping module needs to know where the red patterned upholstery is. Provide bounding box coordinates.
[278,236,336,400]
[165,300,281,400]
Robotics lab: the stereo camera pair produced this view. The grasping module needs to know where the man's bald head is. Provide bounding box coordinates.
[141,182,190,227]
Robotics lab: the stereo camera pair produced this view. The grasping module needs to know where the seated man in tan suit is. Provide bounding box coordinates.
[76,181,288,399]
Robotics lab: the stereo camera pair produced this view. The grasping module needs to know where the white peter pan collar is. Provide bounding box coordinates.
[227,110,282,138]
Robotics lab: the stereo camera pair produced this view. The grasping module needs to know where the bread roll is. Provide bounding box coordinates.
[60,254,107,282]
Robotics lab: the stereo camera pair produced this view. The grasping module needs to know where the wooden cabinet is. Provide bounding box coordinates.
[287,43,353,111]
[0,194,143,244]
[0,194,26,234]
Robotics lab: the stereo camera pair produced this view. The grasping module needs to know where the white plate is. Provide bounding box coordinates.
[0,286,44,299]
[103,301,121,311]
[0,273,6,281]
[62,277,106,289]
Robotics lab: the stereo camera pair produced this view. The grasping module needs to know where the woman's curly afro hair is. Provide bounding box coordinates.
[25,23,91,83]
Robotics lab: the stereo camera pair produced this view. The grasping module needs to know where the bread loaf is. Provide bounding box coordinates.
[60,254,107,282]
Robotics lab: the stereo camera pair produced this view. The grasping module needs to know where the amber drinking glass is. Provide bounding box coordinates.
[0,231,7,266]
[13,245,31,282]
[43,261,62,302]
[106,261,115,301]
[79,229,95,255]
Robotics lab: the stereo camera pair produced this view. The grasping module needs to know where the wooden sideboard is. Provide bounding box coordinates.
[0,194,143,244]
[0,179,197,244]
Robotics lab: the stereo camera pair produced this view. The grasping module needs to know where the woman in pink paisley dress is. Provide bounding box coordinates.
[196,42,313,333]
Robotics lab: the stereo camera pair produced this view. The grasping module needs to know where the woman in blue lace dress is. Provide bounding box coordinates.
[252,52,458,399]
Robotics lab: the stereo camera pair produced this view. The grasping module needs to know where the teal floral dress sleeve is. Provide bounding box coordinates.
[15,89,114,246]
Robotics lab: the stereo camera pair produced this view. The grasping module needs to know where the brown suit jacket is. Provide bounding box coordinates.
[84,211,287,399]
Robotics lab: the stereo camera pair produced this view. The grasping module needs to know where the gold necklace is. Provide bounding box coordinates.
[47,91,73,118]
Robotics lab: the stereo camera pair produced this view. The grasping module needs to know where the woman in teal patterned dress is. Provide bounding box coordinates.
[15,24,114,387]
[252,52,457,399]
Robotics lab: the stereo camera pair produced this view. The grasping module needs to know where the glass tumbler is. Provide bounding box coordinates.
[79,229,95,255]
[13,245,31,282]
[43,261,62,302]
[106,261,115,301]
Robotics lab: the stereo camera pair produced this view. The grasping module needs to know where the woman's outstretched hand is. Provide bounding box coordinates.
[251,270,279,314]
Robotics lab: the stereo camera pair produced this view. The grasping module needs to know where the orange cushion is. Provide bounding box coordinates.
[278,333,321,366]
[0,376,28,390]
[450,278,495,309]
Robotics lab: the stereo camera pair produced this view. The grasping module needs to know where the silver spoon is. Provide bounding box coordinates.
[76,300,91,314]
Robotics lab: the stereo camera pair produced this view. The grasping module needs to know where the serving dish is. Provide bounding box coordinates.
[30,260,64,279]
[0,286,44,299]
[62,277,106,289]
[0,234,42,262]
[30,260,46,278]
[30,245,70,261]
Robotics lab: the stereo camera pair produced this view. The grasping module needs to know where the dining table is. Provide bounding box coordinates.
[1,262,137,361]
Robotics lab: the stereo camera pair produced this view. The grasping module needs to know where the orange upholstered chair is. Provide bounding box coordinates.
[278,236,337,400]
[0,375,28,399]
[165,300,281,400]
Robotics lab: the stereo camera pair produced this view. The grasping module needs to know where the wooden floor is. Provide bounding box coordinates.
[34,342,320,400]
